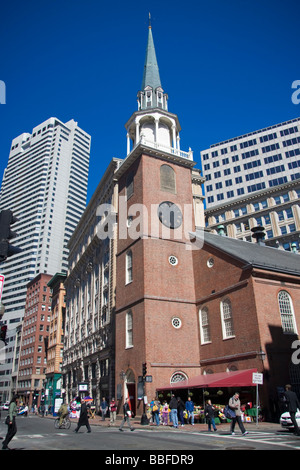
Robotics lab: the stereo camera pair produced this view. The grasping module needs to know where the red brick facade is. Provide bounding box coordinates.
[115,148,300,421]
[115,152,201,412]
[193,238,300,419]
[17,273,53,407]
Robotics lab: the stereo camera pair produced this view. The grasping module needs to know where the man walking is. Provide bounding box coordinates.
[229,392,248,436]
[119,397,135,431]
[284,384,300,436]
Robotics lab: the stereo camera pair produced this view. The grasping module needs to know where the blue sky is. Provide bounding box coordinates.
[1,0,299,203]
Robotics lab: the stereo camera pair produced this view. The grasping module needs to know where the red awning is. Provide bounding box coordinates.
[157,368,258,391]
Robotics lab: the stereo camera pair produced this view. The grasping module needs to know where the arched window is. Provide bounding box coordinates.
[125,250,133,284]
[278,290,297,334]
[221,298,235,339]
[170,371,188,384]
[160,164,176,194]
[199,307,211,344]
[126,311,133,348]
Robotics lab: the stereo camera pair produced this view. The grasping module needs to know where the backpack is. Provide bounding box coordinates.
[224,405,236,419]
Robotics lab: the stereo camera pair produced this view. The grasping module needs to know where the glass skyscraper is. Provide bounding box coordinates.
[0,117,91,401]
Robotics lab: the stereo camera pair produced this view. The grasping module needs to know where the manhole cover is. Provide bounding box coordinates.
[226,446,255,450]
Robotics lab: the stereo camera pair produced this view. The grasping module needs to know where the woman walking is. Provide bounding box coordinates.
[2,395,19,450]
[74,398,91,433]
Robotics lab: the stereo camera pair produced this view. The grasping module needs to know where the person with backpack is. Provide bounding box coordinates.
[228,392,248,436]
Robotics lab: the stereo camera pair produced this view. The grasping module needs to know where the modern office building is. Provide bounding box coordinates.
[0,117,91,402]
[201,118,300,208]
[205,178,300,252]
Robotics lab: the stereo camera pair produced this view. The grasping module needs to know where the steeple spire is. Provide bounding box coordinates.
[138,19,167,111]
[125,19,191,160]
[141,18,161,92]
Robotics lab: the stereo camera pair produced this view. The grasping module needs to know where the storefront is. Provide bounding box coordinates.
[156,368,260,422]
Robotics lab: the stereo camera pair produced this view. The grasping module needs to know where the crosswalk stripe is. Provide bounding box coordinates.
[199,430,300,449]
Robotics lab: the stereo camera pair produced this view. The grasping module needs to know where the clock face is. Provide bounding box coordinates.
[158,201,183,229]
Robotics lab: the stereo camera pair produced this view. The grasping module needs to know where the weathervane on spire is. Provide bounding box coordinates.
[149,12,151,29]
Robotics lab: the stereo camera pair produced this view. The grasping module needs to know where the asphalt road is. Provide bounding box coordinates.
[0,415,300,455]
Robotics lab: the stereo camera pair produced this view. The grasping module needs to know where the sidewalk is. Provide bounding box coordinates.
[46,412,281,433]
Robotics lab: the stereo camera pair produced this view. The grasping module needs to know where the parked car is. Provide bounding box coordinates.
[0,402,10,411]
[280,411,300,430]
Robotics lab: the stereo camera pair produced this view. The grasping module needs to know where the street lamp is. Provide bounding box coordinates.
[257,349,266,364]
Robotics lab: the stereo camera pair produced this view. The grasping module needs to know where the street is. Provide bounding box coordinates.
[1,414,300,455]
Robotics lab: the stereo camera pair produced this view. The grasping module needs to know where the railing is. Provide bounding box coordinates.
[130,137,193,161]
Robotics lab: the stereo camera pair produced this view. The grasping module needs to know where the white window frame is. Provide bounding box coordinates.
[199,307,211,344]
[126,310,133,348]
[125,250,133,284]
[221,298,235,339]
[278,290,297,334]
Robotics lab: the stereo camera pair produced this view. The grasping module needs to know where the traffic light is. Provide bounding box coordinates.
[142,362,147,376]
[0,210,22,262]
[0,324,7,344]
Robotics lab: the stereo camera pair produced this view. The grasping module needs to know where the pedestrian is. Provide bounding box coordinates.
[2,395,19,450]
[185,396,195,425]
[169,394,178,428]
[119,397,135,431]
[177,397,185,427]
[284,384,300,436]
[100,397,108,421]
[229,392,248,436]
[162,401,169,425]
[74,399,91,433]
[204,399,217,432]
[152,400,160,426]
[109,397,117,426]
[150,398,155,423]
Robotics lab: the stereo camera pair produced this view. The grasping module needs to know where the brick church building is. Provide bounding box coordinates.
[113,23,300,421]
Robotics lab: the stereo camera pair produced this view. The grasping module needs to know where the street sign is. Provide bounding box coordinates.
[252,372,263,384]
[0,275,4,303]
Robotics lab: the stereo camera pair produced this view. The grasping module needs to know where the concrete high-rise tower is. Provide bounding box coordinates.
[0,117,91,401]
